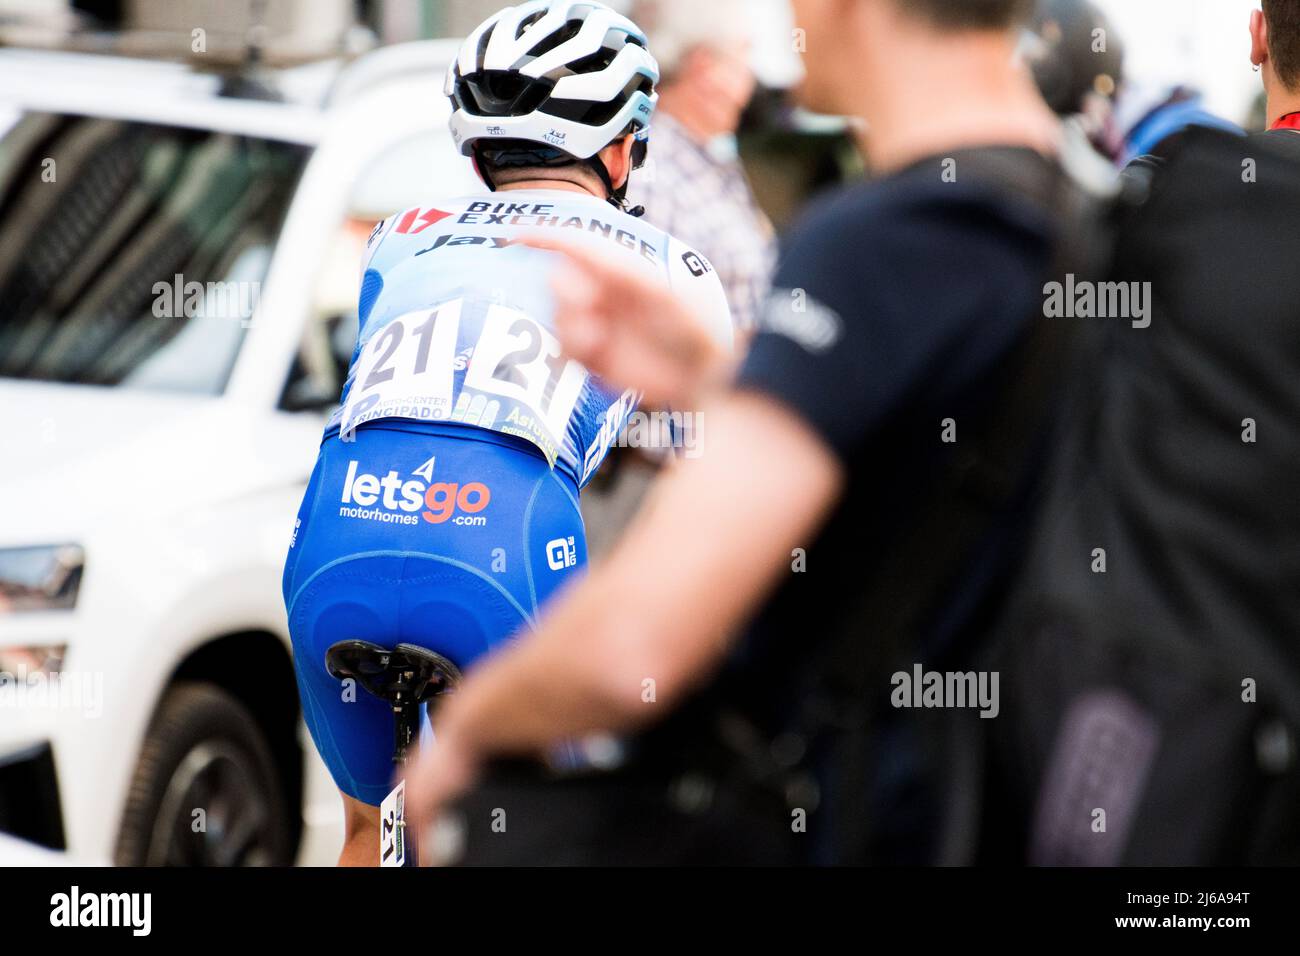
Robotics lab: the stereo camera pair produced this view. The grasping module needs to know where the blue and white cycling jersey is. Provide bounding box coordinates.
[289,189,732,804]
[326,189,733,487]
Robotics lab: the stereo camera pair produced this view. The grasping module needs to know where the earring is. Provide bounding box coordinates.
[1254,64,1262,73]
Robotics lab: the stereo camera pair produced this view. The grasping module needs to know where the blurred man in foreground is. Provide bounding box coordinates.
[408,0,1071,864]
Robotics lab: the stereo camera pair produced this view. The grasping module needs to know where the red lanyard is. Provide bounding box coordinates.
[1270,111,1300,131]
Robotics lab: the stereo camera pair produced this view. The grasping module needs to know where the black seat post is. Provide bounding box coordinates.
[324,639,463,766]
[390,677,422,766]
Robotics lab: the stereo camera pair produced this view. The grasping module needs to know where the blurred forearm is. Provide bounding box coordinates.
[433,391,845,758]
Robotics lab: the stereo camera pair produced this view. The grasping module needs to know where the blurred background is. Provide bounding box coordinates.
[0,0,1271,866]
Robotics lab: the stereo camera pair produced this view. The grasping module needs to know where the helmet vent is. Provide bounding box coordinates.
[526,20,583,61]
[565,48,617,76]
[542,74,650,127]
[461,70,553,117]
[516,10,547,39]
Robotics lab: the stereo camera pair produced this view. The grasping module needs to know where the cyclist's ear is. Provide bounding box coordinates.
[597,135,638,191]
[469,149,492,189]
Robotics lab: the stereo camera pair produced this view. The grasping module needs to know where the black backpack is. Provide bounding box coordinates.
[781,126,1300,866]
[968,126,1300,865]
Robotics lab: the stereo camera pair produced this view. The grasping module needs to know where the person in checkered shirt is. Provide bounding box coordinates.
[626,0,777,332]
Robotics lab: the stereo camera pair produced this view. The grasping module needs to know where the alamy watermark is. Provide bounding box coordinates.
[582,397,707,480]
[891,664,1000,719]
[1044,274,1151,329]
[612,409,705,458]
[50,886,151,936]
[0,666,103,718]
[152,273,260,328]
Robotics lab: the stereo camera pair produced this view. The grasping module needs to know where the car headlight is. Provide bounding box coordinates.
[0,545,84,614]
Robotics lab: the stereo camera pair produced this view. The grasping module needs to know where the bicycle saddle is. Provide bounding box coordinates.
[324,640,462,705]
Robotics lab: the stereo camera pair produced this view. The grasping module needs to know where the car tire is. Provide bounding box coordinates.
[114,681,293,866]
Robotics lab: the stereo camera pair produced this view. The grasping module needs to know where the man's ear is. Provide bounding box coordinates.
[598,136,637,190]
[1251,9,1269,70]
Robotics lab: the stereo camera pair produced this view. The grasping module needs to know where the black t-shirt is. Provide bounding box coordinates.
[722,148,1058,727]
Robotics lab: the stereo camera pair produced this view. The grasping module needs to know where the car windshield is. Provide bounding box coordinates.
[0,108,308,395]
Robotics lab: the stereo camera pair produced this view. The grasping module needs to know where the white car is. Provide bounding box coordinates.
[0,40,481,865]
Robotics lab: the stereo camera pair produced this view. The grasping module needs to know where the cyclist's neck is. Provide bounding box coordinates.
[497,180,603,199]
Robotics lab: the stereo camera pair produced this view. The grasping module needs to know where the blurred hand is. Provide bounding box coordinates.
[403,726,480,864]
[521,235,734,407]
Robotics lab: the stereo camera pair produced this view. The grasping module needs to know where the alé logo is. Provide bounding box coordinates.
[546,536,577,572]
[341,456,492,527]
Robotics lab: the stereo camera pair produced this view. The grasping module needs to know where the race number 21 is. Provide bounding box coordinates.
[341,300,463,434]
[463,304,585,442]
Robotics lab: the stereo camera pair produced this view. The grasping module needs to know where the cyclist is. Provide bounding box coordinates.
[282,0,733,866]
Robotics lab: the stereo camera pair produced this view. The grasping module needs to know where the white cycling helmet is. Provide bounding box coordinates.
[445,1,660,204]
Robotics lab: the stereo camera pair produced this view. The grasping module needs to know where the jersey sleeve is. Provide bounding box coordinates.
[334,213,400,424]
[665,236,735,352]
